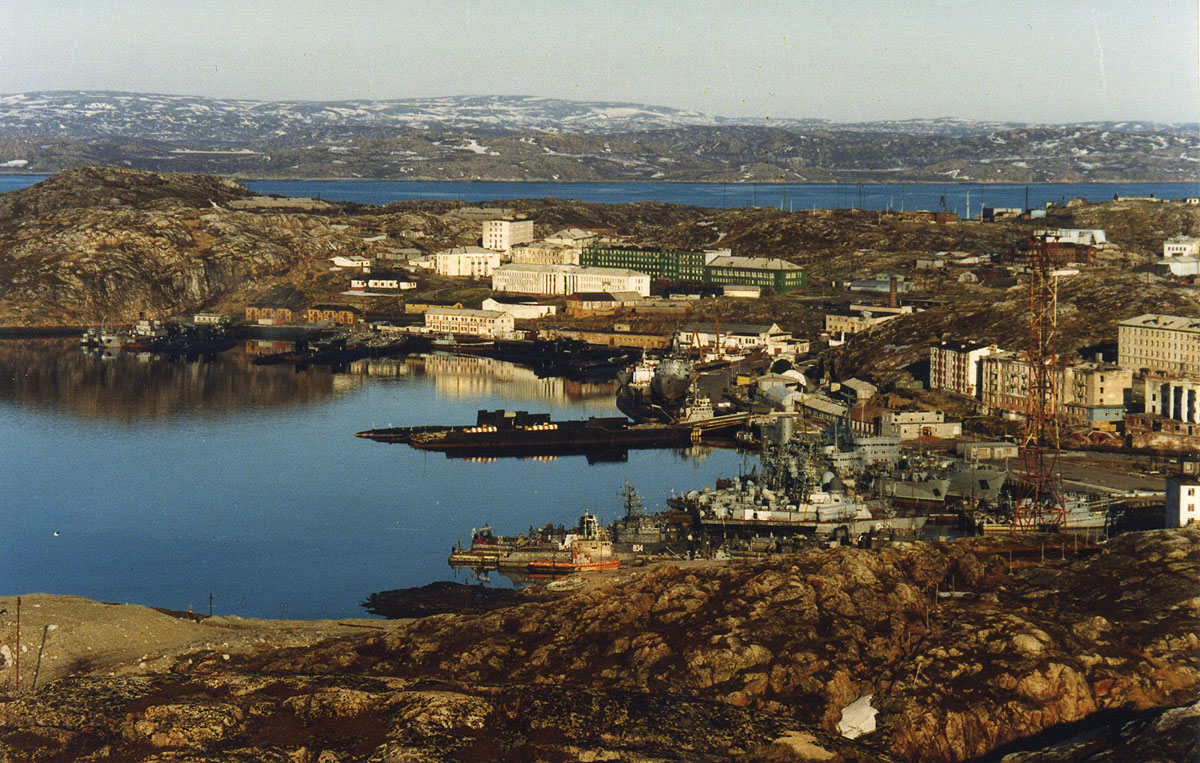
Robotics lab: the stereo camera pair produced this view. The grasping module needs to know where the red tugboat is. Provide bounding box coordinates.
[527,513,620,575]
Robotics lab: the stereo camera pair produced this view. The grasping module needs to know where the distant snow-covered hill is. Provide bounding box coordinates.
[0,92,1194,182]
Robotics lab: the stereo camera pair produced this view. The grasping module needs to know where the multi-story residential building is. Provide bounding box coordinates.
[306,305,361,325]
[929,341,1000,398]
[703,255,808,292]
[1163,236,1200,258]
[424,307,515,338]
[1033,228,1107,246]
[509,242,582,266]
[1118,314,1200,376]
[435,246,503,278]
[245,304,295,324]
[481,219,534,253]
[1166,477,1200,526]
[979,352,1131,417]
[491,264,650,296]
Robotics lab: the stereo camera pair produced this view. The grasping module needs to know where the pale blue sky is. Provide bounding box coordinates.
[1,0,1196,123]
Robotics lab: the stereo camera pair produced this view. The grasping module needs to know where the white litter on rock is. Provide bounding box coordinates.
[836,694,877,739]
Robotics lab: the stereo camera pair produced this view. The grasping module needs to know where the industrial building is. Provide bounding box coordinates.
[424,307,515,338]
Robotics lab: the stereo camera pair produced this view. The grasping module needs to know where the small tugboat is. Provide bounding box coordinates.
[449,513,620,574]
[527,513,620,574]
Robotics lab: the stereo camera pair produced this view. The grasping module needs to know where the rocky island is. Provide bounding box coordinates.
[1,527,1196,761]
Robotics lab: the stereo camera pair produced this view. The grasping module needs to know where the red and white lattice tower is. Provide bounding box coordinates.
[1013,237,1066,531]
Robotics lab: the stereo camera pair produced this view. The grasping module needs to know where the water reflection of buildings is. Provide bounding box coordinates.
[0,340,347,421]
[346,353,619,405]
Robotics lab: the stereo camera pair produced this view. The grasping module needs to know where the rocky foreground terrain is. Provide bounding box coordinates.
[0,527,1196,761]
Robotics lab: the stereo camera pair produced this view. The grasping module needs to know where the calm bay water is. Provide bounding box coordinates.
[1,175,1196,217]
[1,342,747,619]
[2,174,1196,618]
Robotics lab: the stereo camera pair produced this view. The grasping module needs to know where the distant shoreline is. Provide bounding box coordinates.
[1,172,1196,187]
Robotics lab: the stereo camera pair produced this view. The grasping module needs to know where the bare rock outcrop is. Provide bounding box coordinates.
[3,528,1191,761]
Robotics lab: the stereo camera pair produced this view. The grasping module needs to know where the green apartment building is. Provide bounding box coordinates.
[580,245,808,293]
[581,244,708,282]
[704,255,808,292]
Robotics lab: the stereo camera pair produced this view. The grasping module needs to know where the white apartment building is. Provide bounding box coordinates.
[509,242,582,266]
[1163,235,1200,258]
[1033,228,1108,246]
[1118,313,1200,376]
[424,307,515,338]
[435,246,503,279]
[1166,477,1200,527]
[482,219,535,253]
[929,341,1000,398]
[491,264,650,297]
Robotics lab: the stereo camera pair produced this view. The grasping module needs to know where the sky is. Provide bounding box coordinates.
[1,0,1197,124]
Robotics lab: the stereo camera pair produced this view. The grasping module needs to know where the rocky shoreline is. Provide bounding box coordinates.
[1,527,1196,761]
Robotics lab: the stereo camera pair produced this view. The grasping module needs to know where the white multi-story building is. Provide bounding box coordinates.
[1166,477,1200,527]
[435,247,503,279]
[482,219,535,253]
[491,264,650,297]
[1033,228,1108,246]
[1163,235,1200,258]
[929,341,1000,398]
[1118,314,1200,376]
[424,307,515,338]
[564,267,650,297]
[509,242,582,266]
